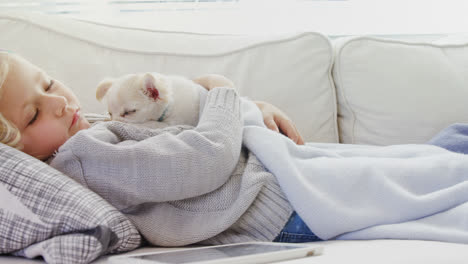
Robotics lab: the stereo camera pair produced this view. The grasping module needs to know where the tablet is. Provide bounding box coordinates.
[109,242,323,264]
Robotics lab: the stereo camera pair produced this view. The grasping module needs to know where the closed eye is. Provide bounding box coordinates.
[122,109,137,117]
[45,79,54,92]
[28,109,39,126]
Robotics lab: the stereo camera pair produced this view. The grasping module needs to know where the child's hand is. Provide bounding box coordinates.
[193,74,235,91]
[254,101,305,145]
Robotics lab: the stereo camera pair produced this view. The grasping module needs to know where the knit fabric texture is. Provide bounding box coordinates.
[49,87,293,246]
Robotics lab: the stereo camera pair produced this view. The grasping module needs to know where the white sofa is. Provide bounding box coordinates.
[2,12,468,264]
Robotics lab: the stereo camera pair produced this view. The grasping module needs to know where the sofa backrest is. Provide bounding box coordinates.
[3,12,468,146]
[333,36,468,145]
[0,12,338,143]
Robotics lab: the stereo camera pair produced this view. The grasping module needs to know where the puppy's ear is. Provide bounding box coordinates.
[142,73,159,101]
[96,78,114,101]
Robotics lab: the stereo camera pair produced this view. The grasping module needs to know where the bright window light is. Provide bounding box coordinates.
[0,0,467,35]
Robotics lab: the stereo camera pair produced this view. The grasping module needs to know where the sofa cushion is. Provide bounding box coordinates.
[0,12,337,143]
[0,143,141,263]
[333,36,468,145]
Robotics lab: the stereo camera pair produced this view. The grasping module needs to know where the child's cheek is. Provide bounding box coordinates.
[31,121,69,156]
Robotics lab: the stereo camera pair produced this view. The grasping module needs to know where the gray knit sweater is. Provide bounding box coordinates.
[49,87,293,246]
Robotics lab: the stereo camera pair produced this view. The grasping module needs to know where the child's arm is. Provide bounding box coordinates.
[50,87,242,209]
[194,74,304,145]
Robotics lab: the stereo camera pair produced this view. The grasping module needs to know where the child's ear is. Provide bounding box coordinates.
[142,73,159,101]
[96,78,114,101]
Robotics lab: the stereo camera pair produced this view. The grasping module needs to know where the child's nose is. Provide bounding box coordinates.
[47,95,68,117]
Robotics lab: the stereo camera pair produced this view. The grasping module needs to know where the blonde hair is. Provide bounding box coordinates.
[0,52,22,149]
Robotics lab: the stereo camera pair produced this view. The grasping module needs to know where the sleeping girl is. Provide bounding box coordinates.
[2,51,468,247]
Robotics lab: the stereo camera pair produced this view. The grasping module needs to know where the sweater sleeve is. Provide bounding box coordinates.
[51,87,242,209]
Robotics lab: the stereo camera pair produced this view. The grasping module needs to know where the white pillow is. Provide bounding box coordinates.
[333,36,468,145]
[0,12,337,143]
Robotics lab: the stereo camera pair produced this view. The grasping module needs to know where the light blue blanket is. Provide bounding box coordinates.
[241,99,468,243]
[428,123,468,154]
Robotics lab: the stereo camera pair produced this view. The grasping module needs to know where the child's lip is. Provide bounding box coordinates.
[70,109,80,128]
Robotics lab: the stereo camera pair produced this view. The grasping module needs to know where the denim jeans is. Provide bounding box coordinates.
[273,211,322,243]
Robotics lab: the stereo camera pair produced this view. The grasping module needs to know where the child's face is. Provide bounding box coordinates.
[0,55,90,159]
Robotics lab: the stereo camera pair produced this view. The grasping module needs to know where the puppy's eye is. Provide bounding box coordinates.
[122,109,137,117]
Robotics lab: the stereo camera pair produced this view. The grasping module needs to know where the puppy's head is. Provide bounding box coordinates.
[96,72,173,123]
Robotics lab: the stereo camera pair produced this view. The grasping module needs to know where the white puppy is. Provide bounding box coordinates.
[96,72,234,129]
